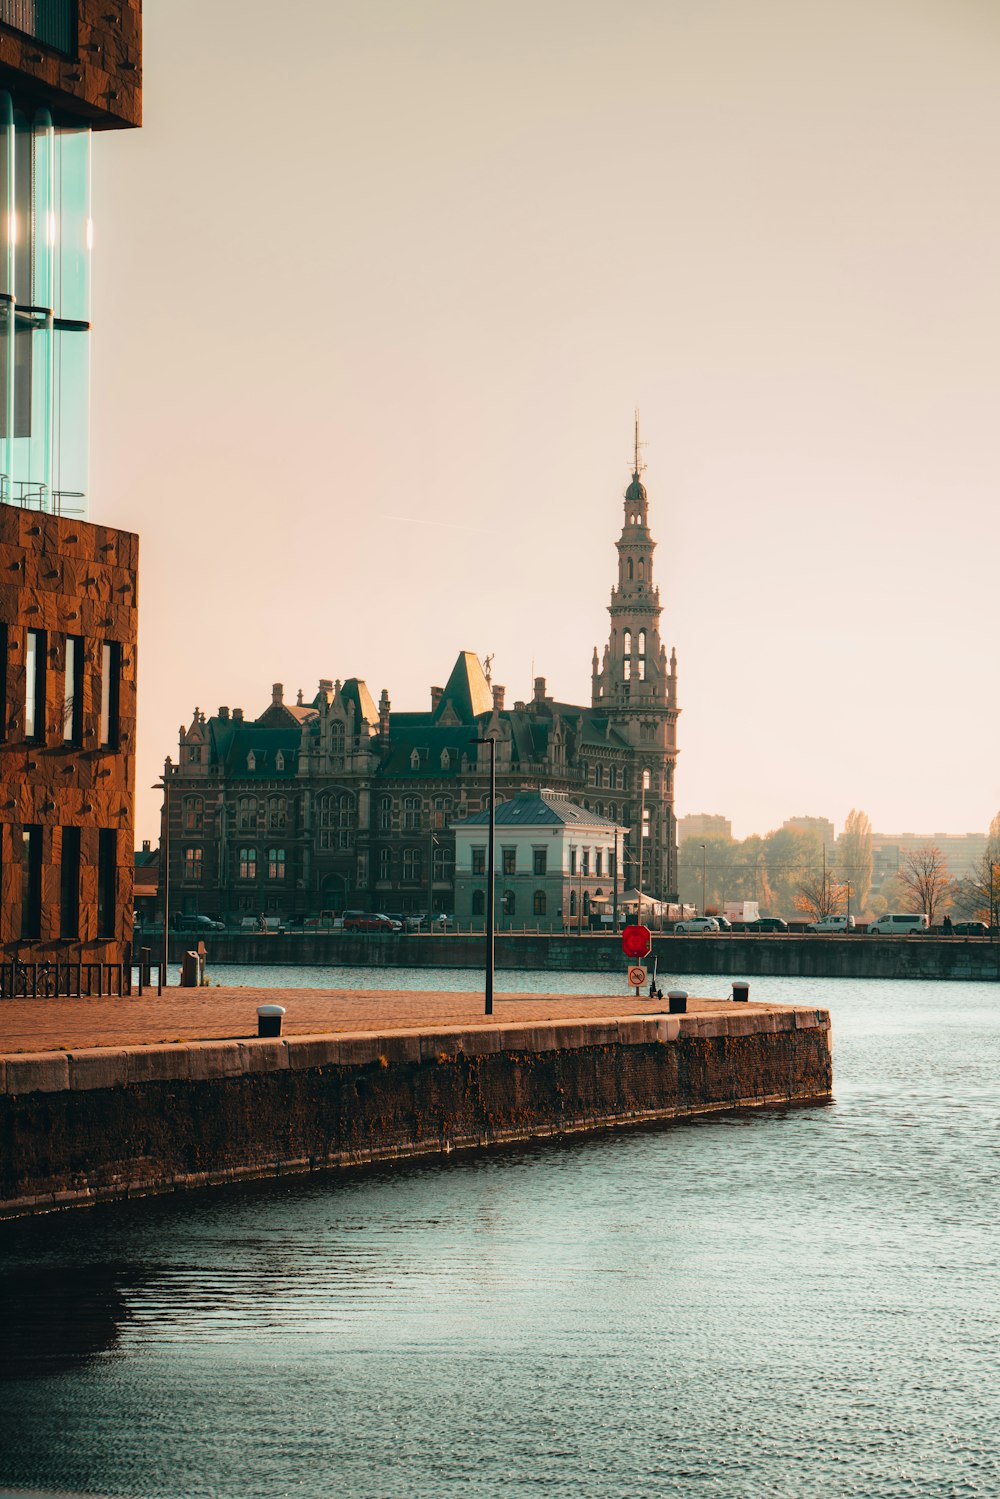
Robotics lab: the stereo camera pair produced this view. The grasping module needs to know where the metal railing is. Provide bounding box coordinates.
[0,958,133,999]
[0,477,86,516]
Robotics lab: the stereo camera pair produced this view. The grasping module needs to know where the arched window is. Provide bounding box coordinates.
[596,802,604,817]
[583,891,591,916]
[379,848,392,881]
[432,844,453,881]
[237,796,257,831]
[503,890,516,917]
[624,629,631,656]
[183,847,202,881]
[402,848,421,881]
[379,796,392,832]
[338,793,354,827]
[238,847,257,880]
[604,767,612,788]
[472,889,485,916]
[627,558,633,581]
[638,558,645,582]
[643,768,651,790]
[638,628,646,656]
[267,848,286,881]
[331,722,345,755]
[268,796,286,830]
[533,890,546,916]
[569,890,577,917]
[246,750,256,772]
[183,796,203,832]
[403,796,421,830]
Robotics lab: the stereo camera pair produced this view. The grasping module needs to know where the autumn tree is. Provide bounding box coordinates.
[763,826,824,917]
[837,808,873,914]
[950,814,1000,925]
[897,844,951,924]
[794,870,847,921]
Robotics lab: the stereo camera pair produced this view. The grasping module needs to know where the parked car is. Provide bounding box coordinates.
[674,916,719,934]
[172,913,224,932]
[342,910,401,932]
[713,915,732,932]
[868,913,929,935]
[746,917,789,933]
[950,920,989,937]
[807,915,856,933]
[429,913,456,931]
[303,910,342,929]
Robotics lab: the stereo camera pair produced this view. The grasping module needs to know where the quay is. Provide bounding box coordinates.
[0,987,832,1219]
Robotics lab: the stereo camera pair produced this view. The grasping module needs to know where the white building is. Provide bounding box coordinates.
[453,790,628,931]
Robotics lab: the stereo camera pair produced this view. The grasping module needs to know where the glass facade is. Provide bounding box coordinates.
[0,90,91,516]
[0,2,75,56]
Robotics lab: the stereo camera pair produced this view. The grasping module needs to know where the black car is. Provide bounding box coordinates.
[746,916,788,933]
[951,920,989,937]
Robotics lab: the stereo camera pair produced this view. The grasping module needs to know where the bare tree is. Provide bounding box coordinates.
[951,853,1000,927]
[837,808,873,913]
[794,870,847,920]
[897,844,951,924]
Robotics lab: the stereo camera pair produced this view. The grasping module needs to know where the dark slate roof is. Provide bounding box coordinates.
[379,719,479,778]
[434,651,494,722]
[460,791,625,830]
[342,678,379,726]
[210,721,300,777]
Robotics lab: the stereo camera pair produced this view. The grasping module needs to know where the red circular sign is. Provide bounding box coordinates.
[621,923,651,959]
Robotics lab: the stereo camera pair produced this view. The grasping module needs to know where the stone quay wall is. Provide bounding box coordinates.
[172,931,1000,982]
[0,1007,831,1218]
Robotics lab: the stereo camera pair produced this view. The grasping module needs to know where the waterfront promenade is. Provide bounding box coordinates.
[2,985,750,1054]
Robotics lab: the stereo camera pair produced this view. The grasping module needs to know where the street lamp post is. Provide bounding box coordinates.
[472,736,496,1015]
[700,843,707,917]
[154,771,171,986]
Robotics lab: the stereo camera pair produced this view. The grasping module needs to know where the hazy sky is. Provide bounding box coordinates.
[91,0,1000,846]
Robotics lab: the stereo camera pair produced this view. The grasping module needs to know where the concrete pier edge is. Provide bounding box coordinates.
[0,1006,832,1219]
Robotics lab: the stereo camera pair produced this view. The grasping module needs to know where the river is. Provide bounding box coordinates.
[1,972,998,1498]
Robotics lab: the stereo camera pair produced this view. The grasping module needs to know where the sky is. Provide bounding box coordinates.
[90,0,1000,846]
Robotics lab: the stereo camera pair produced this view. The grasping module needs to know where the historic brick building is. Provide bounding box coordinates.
[0,2,141,988]
[162,449,680,926]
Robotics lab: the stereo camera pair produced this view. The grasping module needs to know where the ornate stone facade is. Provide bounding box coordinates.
[162,455,680,924]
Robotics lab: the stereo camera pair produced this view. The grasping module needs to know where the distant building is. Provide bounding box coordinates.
[783,816,836,849]
[678,813,732,844]
[453,790,627,931]
[869,832,987,882]
[159,439,681,923]
[0,3,142,987]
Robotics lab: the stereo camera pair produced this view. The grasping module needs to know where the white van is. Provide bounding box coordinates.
[868,913,929,935]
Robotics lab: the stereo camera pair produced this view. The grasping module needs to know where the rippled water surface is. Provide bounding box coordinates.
[2,973,1000,1498]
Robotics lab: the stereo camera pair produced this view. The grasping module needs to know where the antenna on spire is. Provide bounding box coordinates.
[632,407,647,477]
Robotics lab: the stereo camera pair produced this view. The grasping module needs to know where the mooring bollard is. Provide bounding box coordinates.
[257,1004,285,1038]
[667,988,687,1015]
[732,980,750,1003]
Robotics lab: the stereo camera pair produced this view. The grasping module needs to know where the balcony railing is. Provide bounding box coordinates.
[0,0,74,56]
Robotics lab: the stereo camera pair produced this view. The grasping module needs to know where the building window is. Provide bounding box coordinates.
[617,769,625,791]
[570,848,577,876]
[59,826,80,939]
[275,751,285,772]
[187,744,201,764]
[503,890,516,917]
[331,721,345,757]
[239,847,257,880]
[379,848,392,881]
[246,750,256,771]
[183,847,203,882]
[403,848,421,882]
[569,890,577,917]
[62,634,83,744]
[604,767,612,789]
[403,796,421,830]
[502,848,516,875]
[25,629,45,740]
[582,849,590,876]
[237,796,257,831]
[588,764,597,786]
[533,890,546,916]
[379,796,392,832]
[20,824,42,938]
[472,847,486,876]
[98,829,117,938]
[533,848,547,876]
[432,844,453,881]
[99,641,121,749]
[339,793,353,827]
[183,796,203,832]
[472,889,485,916]
[357,851,369,886]
[596,850,603,876]
[268,796,286,830]
[267,848,286,881]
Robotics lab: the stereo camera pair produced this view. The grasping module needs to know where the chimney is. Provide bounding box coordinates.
[492,684,505,711]
[142,839,151,852]
[297,688,304,705]
[233,707,244,722]
[379,688,391,742]
[534,676,546,704]
[319,678,333,694]
[431,685,443,710]
[218,705,230,720]
[272,682,283,707]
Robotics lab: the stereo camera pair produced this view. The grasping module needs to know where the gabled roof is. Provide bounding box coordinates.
[434,651,493,723]
[341,678,379,727]
[459,790,626,830]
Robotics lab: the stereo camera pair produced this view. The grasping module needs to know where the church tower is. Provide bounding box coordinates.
[592,417,680,900]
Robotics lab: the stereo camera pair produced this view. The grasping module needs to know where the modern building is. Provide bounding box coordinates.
[0,2,141,989]
[782,816,836,849]
[868,832,988,883]
[678,813,732,844]
[159,439,681,925]
[453,790,627,932]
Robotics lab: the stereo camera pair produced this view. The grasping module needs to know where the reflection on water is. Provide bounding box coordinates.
[0,974,998,1498]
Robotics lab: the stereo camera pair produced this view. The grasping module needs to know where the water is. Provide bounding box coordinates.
[2,973,999,1499]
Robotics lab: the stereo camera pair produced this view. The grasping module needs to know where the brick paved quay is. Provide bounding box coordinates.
[0,986,755,1055]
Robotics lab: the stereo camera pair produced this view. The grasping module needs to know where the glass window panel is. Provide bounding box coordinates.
[21,824,41,938]
[60,825,79,937]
